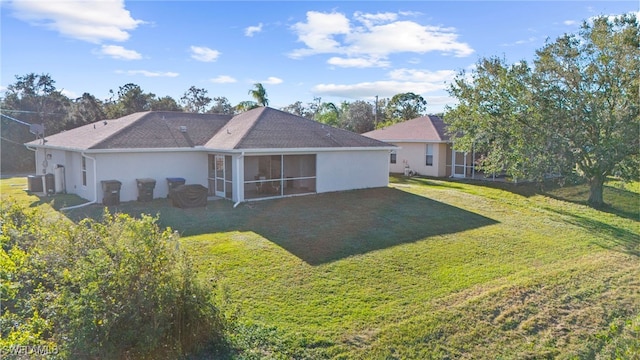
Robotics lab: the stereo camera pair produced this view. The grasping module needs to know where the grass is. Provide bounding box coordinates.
[1,176,639,359]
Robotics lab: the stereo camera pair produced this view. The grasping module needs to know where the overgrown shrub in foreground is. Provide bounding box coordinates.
[0,201,226,359]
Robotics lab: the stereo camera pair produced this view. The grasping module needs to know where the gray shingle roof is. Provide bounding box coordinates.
[96,112,231,149]
[362,115,450,142]
[28,107,392,151]
[205,107,391,149]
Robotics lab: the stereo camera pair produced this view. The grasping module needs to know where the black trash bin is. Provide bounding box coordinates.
[136,178,156,202]
[101,180,122,206]
[28,175,44,193]
[166,177,186,198]
[44,173,55,194]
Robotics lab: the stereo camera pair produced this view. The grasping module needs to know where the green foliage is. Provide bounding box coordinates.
[385,92,427,123]
[340,100,375,133]
[208,96,234,115]
[181,86,212,113]
[0,201,226,359]
[104,83,156,119]
[248,83,268,107]
[151,95,183,111]
[445,14,640,207]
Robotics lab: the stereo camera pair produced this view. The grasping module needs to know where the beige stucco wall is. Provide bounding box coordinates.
[389,142,448,177]
[316,150,389,193]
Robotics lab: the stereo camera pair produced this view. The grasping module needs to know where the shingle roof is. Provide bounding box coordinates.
[26,111,232,150]
[205,107,391,149]
[26,112,145,150]
[362,115,450,142]
[95,112,231,149]
[28,107,392,151]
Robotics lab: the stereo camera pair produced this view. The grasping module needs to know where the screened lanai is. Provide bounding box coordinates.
[244,154,316,200]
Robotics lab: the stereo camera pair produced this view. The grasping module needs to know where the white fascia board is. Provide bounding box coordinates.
[231,146,398,154]
[60,147,203,154]
[375,140,450,144]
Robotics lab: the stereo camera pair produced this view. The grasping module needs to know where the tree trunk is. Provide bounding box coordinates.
[587,175,605,207]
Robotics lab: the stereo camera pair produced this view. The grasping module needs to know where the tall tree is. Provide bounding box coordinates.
[315,102,341,127]
[281,101,314,118]
[151,96,182,111]
[208,97,234,114]
[341,100,375,133]
[385,92,427,123]
[66,93,106,128]
[180,86,211,113]
[1,73,70,172]
[446,14,639,207]
[248,83,269,107]
[104,83,155,118]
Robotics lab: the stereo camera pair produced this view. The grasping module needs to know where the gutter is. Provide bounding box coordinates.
[60,152,98,210]
[233,151,244,208]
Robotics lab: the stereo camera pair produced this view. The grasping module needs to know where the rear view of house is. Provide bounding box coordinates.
[25,107,394,205]
[363,115,474,178]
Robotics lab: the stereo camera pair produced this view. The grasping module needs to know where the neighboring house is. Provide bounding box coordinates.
[26,107,394,204]
[363,115,474,178]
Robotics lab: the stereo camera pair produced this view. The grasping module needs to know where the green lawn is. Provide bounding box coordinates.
[2,176,639,359]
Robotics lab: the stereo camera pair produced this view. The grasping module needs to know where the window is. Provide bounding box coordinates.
[81,157,87,186]
[390,150,397,164]
[425,144,433,166]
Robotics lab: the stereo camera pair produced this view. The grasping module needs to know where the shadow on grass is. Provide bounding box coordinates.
[544,207,639,257]
[397,174,639,222]
[544,185,639,221]
[64,187,499,266]
[28,192,90,210]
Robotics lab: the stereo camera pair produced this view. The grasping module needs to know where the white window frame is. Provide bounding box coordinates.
[425,144,433,166]
[81,156,87,186]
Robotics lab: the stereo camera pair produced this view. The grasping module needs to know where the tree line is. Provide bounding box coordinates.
[1,75,429,172]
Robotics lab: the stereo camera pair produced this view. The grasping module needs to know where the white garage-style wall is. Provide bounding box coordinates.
[94,151,208,202]
[316,150,389,193]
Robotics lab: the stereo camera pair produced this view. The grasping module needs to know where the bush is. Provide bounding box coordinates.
[1,201,227,359]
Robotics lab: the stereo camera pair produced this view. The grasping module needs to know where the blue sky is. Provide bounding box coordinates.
[1,1,637,114]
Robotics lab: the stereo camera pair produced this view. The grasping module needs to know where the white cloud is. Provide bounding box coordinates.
[563,20,577,26]
[353,11,398,28]
[312,67,456,101]
[245,23,263,37]
[210,75,237,84]
[261,77,283,85]
[190,46,220,62]
[99,45,142,60]
[289,10,473,66]
[388,69,456,83]
[115,70,179,77]
[327,56,390,68]
[10,0,143,43]
[313,80,444,99]
[289,11,351,58]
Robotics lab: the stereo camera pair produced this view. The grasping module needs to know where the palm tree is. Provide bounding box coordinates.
[248,83,269,106]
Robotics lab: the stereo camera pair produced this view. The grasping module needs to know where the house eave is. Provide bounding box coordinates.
[371,139,450,144]
[224,146,397,154]
[28,144,397,154]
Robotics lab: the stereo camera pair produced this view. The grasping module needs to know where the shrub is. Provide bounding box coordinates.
[1,201,226,359]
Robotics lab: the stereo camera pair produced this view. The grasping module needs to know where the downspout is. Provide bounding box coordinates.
[233,151,244,208]
[60,152,97,210]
